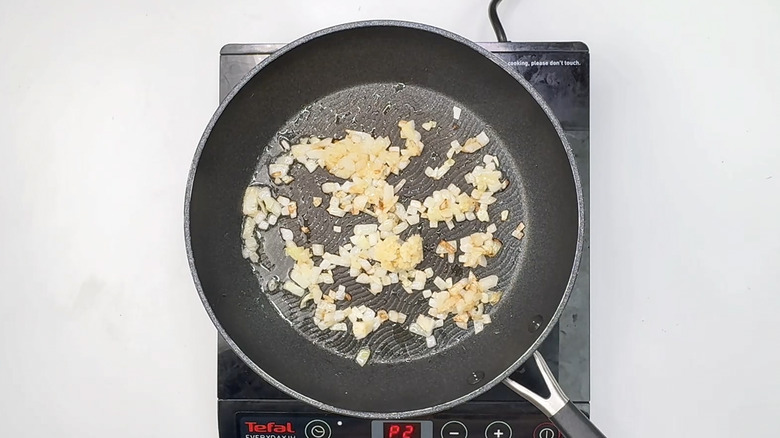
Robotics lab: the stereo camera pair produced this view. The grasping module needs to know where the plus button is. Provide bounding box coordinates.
[484,422,512,438]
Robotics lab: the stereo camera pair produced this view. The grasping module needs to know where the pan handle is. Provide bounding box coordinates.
[503,351,607,438]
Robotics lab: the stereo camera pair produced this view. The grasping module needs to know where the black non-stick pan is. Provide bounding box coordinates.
[186,21,605,438]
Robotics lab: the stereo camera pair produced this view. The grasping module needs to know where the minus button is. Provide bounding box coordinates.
[441,421,468,438]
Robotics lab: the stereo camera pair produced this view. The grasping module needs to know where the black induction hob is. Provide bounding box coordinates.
[216,41,590,438]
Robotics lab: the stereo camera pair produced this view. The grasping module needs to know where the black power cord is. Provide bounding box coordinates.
[488,0,508,42]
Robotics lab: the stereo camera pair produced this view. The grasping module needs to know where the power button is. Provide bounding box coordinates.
[305,420,332,438]
[533,422,559,438]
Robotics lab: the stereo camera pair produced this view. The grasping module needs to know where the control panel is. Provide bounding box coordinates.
[233,413,563,438]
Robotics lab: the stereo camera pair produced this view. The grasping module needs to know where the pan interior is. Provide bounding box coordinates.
[248,82,528,364]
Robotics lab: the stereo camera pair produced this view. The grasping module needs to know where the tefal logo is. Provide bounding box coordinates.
[245,422,296,434]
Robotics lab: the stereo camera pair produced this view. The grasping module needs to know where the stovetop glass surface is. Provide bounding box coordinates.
[215,41,590,406]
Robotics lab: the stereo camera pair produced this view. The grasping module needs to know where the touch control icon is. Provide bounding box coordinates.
[532,422,559,438]
[484,421,512,438]
[305,420,332,438]
[440,421,468,438]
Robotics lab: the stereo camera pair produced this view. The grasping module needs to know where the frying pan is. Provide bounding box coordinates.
[186,21,605,438]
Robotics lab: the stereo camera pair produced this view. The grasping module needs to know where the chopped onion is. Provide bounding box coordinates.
[461,138,482,154]
[319,271,334,284]
[355,348,371,367]
[322,182,339,193]
[354,224,378,235]
[512,222,526,240]
[280,228,293,242]
[408,322,427,337]
[433,276,449,290]
[453,106,462,120]
[327,205,347,217]
[421,120,437,131]
[269,164,288,180]
[242,186,261,216]
[426,271,500,333]
[283,281,305,297]
[300,292,315,308]
[479,275,499,289]
[416,315,435,336]
[392,222,409,234]
[459,228,502,268]
[242,217,255,239]
[436,240,457,256]
[475,131,490,146]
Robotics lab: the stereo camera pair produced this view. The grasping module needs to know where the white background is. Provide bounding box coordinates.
[1,0,779,436]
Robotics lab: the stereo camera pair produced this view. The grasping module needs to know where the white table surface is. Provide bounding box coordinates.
[1,0,779,436]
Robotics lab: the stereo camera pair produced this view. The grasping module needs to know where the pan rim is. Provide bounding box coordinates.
[184,19,585,418]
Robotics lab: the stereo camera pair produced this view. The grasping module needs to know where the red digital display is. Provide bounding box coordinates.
[383,422,422,438]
